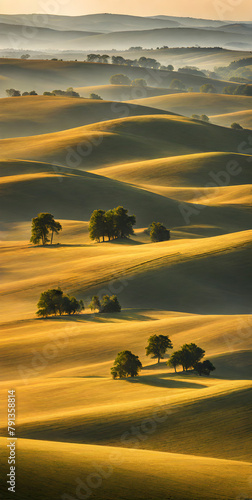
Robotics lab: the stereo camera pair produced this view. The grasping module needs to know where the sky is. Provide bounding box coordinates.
[0,0,251,21]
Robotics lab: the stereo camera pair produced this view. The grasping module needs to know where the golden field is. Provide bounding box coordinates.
[0,91,251,500]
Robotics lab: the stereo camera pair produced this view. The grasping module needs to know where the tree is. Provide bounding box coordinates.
[231,122,243,130]
[175,343,205,371]
[30,213,62,245]
[167,352,182,373]
[195,360,216,376]
[89,296,101,312]
[111,351,142,378]
[21,53,30,59]
[131,78,147,87]
[113,206,136,238]
[6,89,21,97]
[149,222,170,242]
[29,90,38,95]
[200,83,217,93]
[146,335,173,363]
[110,74,131,85]
[167,64,174,71]
[223,85,234,95]
[200,114,210,122]
[37,288,84,317]
[89,93,103,100]
[100,295,121,313]
[170,79,185,90]
[89,209,107,242]
[105,209,118,241]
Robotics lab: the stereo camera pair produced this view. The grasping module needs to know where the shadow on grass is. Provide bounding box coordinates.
[106,237,144,246]
[36,310,156,323]
[126,373,207,389]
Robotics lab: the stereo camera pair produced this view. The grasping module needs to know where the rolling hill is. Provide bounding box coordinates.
[128,92,252,117]
[0,95,172,139]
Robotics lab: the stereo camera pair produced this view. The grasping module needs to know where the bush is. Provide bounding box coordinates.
[89,93,103,99]
[149,222,170,242]
[131,78,147,87]
[110,74,131,85]
[231,122,243,130]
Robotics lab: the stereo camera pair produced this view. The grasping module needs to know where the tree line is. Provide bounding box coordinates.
[37,290,122,317]
[111,334,215,378]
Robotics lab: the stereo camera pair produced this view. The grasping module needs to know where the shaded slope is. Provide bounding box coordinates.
[0,115,250,169]
[0,95,171,139]
[0,438,251,500]
[128,92,252,116]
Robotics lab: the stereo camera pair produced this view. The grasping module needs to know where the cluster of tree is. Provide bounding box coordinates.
[89,295,121,313]
[111,336,215,379]
[30,213,62,246]
[89,93,103,100]
[178,66,205,77]
[85,53,175,72]
[148,222,171,242]
[6,89,37,97]
[87,54,110,63]
[37,288,84,317]
[200,83,217,93]
[110,74,148,86]
[223,84,252,96]
[89,206,136,242]
[192,114,210,123]
[43,87,80,97]
[168,343,215,375]
[20,53,30,59]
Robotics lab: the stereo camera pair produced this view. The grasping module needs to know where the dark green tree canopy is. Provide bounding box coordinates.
[37,288,84,318]
[146,334,173,363]
[100,295,121,313]
[30,213,62,245]
[200,83,217,93]
[195,360,216,376]
[89,206,136,242]
[111,350,142,378]
[110,74,131,85]
[149,222,170,242]
[89,296,101,312]
[167,343,205,372]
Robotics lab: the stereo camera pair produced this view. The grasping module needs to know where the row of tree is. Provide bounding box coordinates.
[89,207,136,242]
[6,88,80,98]
[111,335,215,378]
[37,290,122,317]
[86,54,174,71]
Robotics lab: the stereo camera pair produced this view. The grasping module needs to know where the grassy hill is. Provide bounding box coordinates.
[74,84,183,101]
[0,58,239,97]
[0,95,171,139]
[1,438,251,500]
[210,109,252,129]
[128,92,252,116]
[0,115,250,169]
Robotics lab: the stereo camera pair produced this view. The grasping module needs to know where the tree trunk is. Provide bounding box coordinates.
[51,230,54,245]
[174,366,177,373]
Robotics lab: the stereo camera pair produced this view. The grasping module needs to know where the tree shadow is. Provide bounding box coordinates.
[126,373,207,389]
[36,310,156,323]
[107,237,144,246]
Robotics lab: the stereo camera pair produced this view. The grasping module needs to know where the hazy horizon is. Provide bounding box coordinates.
[0,0,251,22]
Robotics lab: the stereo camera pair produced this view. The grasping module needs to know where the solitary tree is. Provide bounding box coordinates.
[111,350,142,378]
[110,74,131,85]
[195,360,215,376]
[170,79,185,90]
[30,213,62,245]
[89,209,106,242]
[200,83,217,93]
[149,222,170,242]
[146,334,173,363]
[6,89,21,97]
[167,351,182,373]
